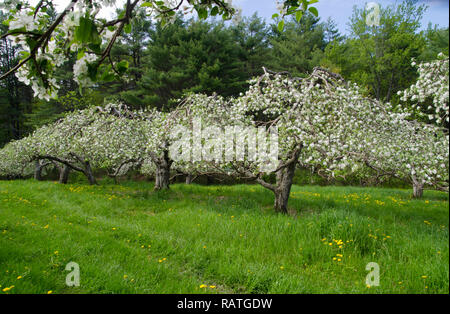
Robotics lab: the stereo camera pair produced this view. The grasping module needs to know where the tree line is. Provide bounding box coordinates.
[1,0,448,147]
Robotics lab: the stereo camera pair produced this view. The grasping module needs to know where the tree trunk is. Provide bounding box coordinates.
[273,150,299,214]
[34,160,43,181]
[155,164,170,190]
[154,151,171,190]
[413,181,424,199]
[84,162,97,185]
[59,165,70,184]
[186,174,193,185]
[411,174,424,199]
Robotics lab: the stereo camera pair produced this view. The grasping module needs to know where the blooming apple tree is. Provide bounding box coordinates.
[0,103,150,184]
[167,67,449,212]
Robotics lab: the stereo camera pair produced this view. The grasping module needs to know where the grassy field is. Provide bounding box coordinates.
[0,180,448,294]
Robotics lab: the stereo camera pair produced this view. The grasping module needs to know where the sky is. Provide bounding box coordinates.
[235,0,449,34]
[31,0,449,34]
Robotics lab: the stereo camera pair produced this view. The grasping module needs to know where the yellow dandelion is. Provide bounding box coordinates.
[2,285,14,292]
[199,284,207,289]
[47,290,53,294]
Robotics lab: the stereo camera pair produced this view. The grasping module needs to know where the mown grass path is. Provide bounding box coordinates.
[0,180,448,294]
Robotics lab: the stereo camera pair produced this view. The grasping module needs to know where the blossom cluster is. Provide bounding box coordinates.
[399,54,449,126]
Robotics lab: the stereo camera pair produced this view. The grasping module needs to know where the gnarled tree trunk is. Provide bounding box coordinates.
[154,150,172,190]
[84,161,97,185]
[59,165,70,184]
[411,174,424,199]
[412,181,424,198]
[34,160,43,181]
[273,150,299,214]
[186,174,193,185]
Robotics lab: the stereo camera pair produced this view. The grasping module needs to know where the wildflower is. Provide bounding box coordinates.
[43,225,49,229]
[209,286,216,289]
[280,266,284,270]
[421,276,428,279]
[47,290,53,294]
[199,284,207,289]
[2,286,14,292]
[17,276,22,280]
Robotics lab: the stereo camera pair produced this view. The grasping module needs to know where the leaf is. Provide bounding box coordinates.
[278,20,285,32]
[295,10,303,22]
[75,17,101,45]
[272,13,279,19]
[308,7,319,17]
[77,49,85,60]
[117,60,129,75]
[211,6,219,16]
[124,23,132,34]
[197,7,208,20]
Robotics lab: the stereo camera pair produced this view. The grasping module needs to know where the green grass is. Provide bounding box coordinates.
[0,180,448,294]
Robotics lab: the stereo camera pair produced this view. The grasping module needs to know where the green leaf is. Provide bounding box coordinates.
[308,7,319,17]
[87,62,99,81]
[295,10,303,22]
[75,17,101,45]
[25,37,38,51]
[116,60,129,75]
[197,7,208,20]
[124,23,132,34]
[211,6,219,16]
[272,13,279,19]
[278,20,285,32]
[77,49,85,60]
